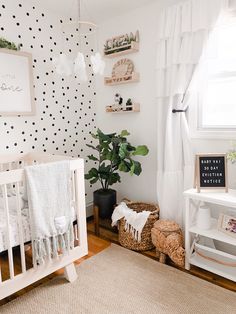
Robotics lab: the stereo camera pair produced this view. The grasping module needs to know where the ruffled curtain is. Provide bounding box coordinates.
[156,0,229,225]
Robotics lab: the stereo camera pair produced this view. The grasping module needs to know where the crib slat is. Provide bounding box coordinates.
[8,163,14,194]
[16,182,26,273]
[2,184,14,279]
[71,170,75,202]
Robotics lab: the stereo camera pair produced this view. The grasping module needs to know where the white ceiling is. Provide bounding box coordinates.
[40,0,156,23]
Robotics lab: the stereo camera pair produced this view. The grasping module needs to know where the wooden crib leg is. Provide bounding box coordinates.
[64,263,78,283]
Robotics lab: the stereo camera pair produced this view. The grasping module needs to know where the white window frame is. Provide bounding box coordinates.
[188,9,236,140]
[188,91,236,140]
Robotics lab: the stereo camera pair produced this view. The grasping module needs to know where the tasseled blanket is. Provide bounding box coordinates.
[25,160,74,265]
[111,202,151,242]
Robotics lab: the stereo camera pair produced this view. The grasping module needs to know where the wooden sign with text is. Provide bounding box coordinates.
[194,154,228,193]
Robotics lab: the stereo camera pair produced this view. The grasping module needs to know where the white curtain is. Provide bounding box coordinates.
[156,0,229,225]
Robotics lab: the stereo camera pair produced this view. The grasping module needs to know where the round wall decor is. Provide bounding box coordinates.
[112,58,134,78]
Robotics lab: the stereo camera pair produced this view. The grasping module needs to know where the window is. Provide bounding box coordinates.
[189,13,236,139]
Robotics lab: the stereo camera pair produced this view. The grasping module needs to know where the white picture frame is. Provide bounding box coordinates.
[218,213,236,238]
[0,48,35,116]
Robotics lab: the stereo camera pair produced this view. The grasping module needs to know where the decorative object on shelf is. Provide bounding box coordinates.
[104,30,139,57]
[85,129,149,218]
[52,0,105,81]
[113,93,123,111]
[218,213,236,238]
[196,203,212,230]
[151,220,185,267]
[0,49,35,116]
[112,200,159,251]
[0,37,21,51]
[104,58,139,85]
[112,58,134,78]
[106,95,140,113]
[106,102,140,113]
[194,154,228,193]
[126,98,133,111]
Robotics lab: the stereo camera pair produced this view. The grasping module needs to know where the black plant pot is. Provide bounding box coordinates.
[93,189,117,219]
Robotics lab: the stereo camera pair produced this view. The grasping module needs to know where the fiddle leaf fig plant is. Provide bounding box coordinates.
[85,129,149,190]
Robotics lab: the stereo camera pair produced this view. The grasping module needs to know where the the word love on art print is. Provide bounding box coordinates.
[0,49,35,115]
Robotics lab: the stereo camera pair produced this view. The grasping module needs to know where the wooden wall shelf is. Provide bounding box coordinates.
[106,103,140,113]
[104,72,139,86]
[104,42,139,58]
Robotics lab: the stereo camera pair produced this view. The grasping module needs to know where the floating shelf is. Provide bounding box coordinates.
[104,72,140,86]
[104,41,139,58]
[106,103,140,113]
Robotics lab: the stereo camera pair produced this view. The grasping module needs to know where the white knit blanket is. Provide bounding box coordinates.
[25,161,74,265]
[111,202,151,242]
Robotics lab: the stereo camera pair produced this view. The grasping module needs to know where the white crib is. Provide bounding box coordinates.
[0,152,88,300]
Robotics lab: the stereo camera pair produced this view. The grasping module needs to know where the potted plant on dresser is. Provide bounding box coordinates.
[85,129,149,218]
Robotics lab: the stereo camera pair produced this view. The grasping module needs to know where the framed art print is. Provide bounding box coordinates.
[0,48,35,115]
[218,213,236,238]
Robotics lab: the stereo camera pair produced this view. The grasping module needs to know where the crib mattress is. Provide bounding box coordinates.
[0,198,76,253]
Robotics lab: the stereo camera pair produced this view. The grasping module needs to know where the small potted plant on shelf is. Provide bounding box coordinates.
[85,129,149,218]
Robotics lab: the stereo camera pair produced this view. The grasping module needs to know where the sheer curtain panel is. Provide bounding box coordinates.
[156,0,228,225]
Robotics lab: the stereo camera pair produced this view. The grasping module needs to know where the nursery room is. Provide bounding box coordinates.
[0,0,236,312]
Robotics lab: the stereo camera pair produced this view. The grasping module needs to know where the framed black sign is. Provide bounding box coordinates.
[195,154,228,193]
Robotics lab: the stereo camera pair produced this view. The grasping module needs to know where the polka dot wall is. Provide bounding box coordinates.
[0,0,97,208]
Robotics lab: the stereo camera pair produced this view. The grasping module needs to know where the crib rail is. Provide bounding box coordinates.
[0,153,88,300]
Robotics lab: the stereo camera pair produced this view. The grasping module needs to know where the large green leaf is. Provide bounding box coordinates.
[85,167,98,179]
[90,177,99,184]
[97,129,112,142]
[132,145,149,156]
[86,144,97,151]
[120,130,130,137]
[107,172,121,186]
[133,161,142,175]
[87,154,98,161]
[118,143,129,159]
[118,161,129,172]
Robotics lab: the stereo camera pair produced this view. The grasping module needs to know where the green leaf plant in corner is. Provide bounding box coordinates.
[85,129,149,218]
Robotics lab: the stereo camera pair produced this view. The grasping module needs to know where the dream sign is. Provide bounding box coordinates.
[194,154,228,193]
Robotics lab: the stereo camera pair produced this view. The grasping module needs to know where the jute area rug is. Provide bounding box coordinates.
[1,244,236,314]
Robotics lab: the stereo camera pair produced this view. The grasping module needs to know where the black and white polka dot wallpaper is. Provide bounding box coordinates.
[0,0,97,208]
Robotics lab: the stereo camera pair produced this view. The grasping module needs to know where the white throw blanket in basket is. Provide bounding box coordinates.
[112,202,151,242]
[25,160,74,265]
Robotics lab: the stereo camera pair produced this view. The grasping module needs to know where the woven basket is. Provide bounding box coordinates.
[118,201,159,251]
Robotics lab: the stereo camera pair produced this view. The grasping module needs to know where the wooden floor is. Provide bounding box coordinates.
[0,218,235,307]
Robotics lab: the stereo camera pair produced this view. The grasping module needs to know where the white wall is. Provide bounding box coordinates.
[96,0,181,203]
[96,0,236,206]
